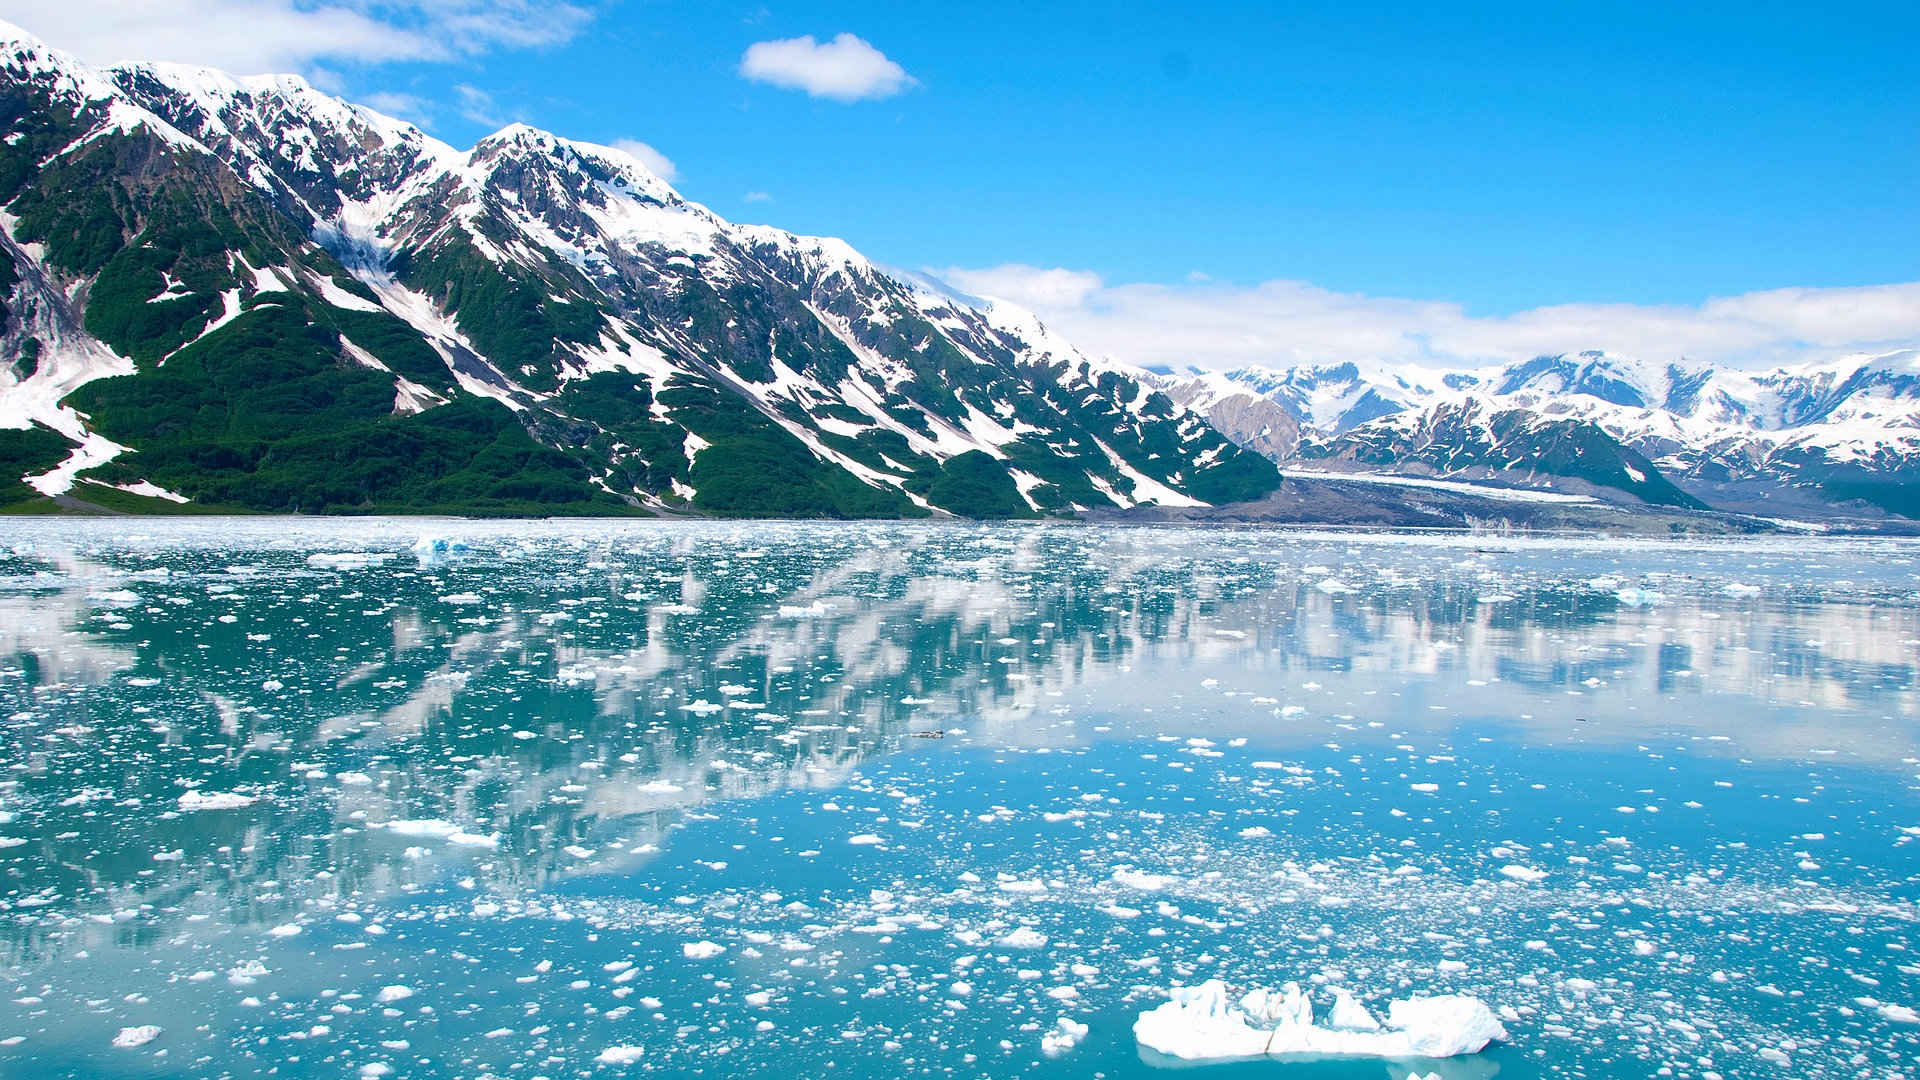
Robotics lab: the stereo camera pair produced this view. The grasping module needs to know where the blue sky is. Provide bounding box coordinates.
[8,0,1919,370]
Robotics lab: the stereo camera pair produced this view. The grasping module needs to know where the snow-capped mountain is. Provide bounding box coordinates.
[1154,349,1920,517]
[0,22,1278,517]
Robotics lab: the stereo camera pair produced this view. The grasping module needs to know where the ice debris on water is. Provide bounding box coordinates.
[1040,1017,1088,1056]
[112,1025,162,1048]
[1133,980,1507,1061]
[176,790,256,811]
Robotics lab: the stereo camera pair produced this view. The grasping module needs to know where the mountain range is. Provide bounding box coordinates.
[0,20,1912,526]
[0,22,1276,518]
[1152,348,1920,521]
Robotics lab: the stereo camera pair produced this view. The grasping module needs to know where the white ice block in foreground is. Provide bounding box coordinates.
[1134,980,1507,1062]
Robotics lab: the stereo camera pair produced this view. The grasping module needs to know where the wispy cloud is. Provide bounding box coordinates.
[361,89,435,126]
[933,264,1920,373]
[611,138,677,183]
[739,32,915,102]
[452,82,500,126]
[742,190,772,203]
[0,0,591,74]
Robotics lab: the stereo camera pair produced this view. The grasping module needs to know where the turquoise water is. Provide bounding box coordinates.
[0,520,1915,1079]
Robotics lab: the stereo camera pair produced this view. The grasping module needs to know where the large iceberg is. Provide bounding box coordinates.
[1134,980,1507,1062]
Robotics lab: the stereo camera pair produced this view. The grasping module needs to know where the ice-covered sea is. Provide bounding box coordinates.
[0,519,1915,1079]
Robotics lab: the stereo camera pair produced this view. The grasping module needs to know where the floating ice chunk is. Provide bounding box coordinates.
[595,1045,646,1065]
[1499,864,1547,883]
[177,790,256,811]
[1113,868,1173,891]
[1133,980,1506,1062]
[1314,578,1352,595]
[1880,1003,1919,1024]
[375,985,414,1003]
[382,819,459,837]
[267,923,301,937]
[1238,826,1272,838]
[1040,1017,1088,1056]
[848,834,884,846]
[1326,988,1380,1031]
[411,536,470,562]
[1133,982,1278,1061]
[998,927,1048,949]
[112,1026,162,1048]
[439,592,483,605]
[305,552,390,569]
[683,940,726,959]
[1614,587,1663,608]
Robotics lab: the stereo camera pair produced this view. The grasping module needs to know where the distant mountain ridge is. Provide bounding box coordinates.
[0,22,1278,517]
[1153,347,1920,518]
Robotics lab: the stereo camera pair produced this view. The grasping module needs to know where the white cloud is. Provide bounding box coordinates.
[361,89,435,125]
[742,190,772,203]
[934,264,1104,310]
[452,83,499,126]
[0,0,590,74]
[611,138,677,183]
[933,263,1920,373]
[739,32,915,102]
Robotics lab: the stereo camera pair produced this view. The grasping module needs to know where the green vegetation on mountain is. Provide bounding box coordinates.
[67,295,625,514]
[661,379,923,519]
[396,232,603,393]
[920,450,1036,519]
[0,422,71,509]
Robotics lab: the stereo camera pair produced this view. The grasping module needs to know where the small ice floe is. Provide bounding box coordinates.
[177,790,256,811]
[1499,864,1548,883]
[1133,980,1506,1062]
[682,940,726,959]
[1040,1017,1088,1056]
[411,536,469,562]
[438,592,483,605]
[375,985,414,1003]
[1113,868,1174,891]
[376,819,498,848]
[1880,1003,1919,1024]
[596,1045,646,1065]
[1614,586,1663,608]
[112,1025,162,1048]
[998,927,1048,949]
[305,552,390,570]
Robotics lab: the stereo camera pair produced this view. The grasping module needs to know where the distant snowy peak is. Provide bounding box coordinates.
[1153,345,1920,515]
[1152,360,1436,435]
